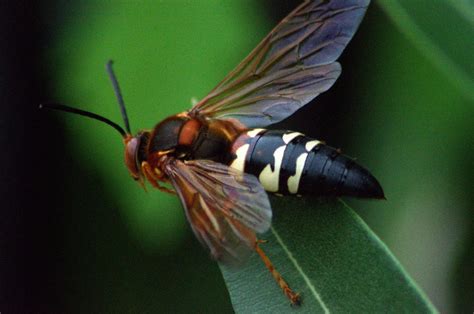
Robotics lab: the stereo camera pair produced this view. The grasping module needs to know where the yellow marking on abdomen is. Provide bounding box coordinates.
[247,128,265,138]
[287,153,308,194]
[259,145,286,192]
[282,132,303,144]
[305,140,321,152]
[229,144,250,173]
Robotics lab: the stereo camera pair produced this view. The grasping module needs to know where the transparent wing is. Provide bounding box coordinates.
[190,0,370,128]
[165,159,272,265]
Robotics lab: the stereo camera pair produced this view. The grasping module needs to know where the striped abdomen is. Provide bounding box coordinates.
[229,129,384,199]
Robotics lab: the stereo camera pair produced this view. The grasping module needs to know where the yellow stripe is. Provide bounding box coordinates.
[229,144,249,172]
[287,153,308,194]
[259,145,286,192]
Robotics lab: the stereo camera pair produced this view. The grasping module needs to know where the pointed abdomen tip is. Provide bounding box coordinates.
[342,164,385,200]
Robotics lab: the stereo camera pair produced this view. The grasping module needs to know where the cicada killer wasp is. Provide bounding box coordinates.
[42,0,382,305]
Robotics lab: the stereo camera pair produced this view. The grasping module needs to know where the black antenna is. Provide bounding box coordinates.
[39,103,128,138]
[106,60,131,134]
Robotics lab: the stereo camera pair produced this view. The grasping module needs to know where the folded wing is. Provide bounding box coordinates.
[165,159,272,265]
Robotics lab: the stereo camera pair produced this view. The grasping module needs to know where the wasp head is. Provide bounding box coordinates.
[124,132,150,182]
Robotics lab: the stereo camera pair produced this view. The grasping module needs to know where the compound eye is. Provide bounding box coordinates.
[125,137,140,179]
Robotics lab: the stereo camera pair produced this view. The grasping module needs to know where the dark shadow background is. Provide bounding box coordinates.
[1,1,472,313]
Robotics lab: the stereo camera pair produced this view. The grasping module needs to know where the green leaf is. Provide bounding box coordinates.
[376,0,474,102]
[220,197,437,313]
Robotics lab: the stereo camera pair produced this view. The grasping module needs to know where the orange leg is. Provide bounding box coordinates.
[141,162,176,195]
[255,242,301,306]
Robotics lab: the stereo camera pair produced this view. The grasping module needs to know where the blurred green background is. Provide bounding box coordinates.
[2,0,472,313]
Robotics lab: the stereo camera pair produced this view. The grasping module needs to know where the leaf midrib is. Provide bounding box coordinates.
[270,227,330,313]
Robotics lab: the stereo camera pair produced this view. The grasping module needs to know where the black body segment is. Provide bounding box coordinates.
[300,144,383,198]
[191,124,230,163]
[149,116,186,153]
[245,130,293,188]
[230,129,384,199]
